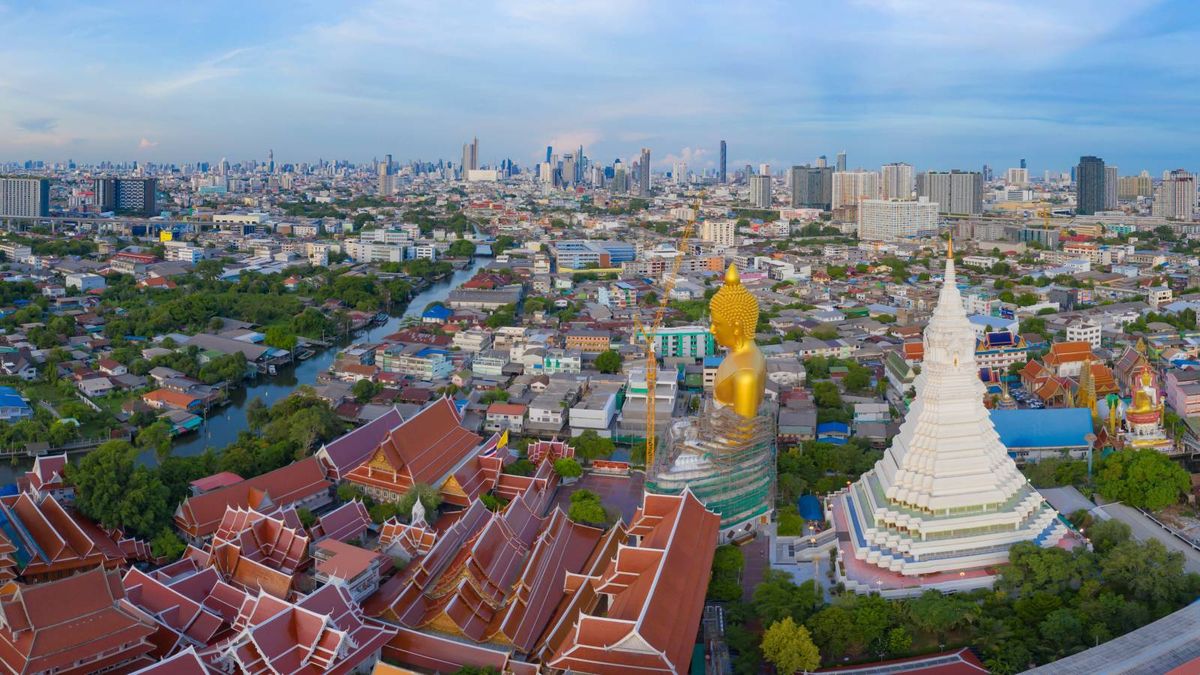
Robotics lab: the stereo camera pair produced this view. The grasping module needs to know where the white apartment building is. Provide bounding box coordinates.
[701,220,736,248]
[880,163,914,200]
[857,198,939,242]
[345,240,405,263]
[1005,168,1029,186]
[1065,319,1102,349]
[833,171,881,209]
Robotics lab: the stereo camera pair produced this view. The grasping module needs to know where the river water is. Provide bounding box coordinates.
[0,257,488,483]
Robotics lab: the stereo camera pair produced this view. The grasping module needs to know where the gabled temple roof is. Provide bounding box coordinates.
[175,457,331,539]
[317,407,405,480]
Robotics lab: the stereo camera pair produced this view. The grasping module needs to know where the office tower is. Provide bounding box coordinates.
[788,166,833,210]
[857,198,939,241]
[832,171,880,209]
[1154,170,1196,220]
[639,148,651,195]
[759,163,771,177]
[1005,168,1029,187]
[218,157,229,175]
[1075,156,1105,215]
[561,153,576,186]
[672,161,687,185]
[815,155,827,168]
[470,137,479,170]
[268,149,275,174]
[836,151,847,173]
[701,220,736,247]
[612,160,628,193]
[719,140,727,183]
[1103,166,1118,209]
[1020,158,1026,170]
[743,164,753,184]
[918,171,982,215]
[749,175,772,208]
[0,177,50,218]
[881,163,915,200]
[546,146,553,164]
[377,156,393,196]
[94,177,157,216]
[982,164,992,182]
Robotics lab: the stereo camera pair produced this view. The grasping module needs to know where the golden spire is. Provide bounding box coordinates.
[947,230,953,259]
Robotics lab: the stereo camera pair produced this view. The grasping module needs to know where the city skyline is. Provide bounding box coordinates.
[2,0,1199,172]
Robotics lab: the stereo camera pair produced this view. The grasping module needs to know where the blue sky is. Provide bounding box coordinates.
[2,0,1198,174]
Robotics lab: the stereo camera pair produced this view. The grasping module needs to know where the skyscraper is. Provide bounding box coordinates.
[788,166,833,210]
[612,160,628,193]
[815,155,827,168]
[94,177,157,216]
[1104,165,1118,210]
[719,140,727,183]
[0,177,50,218]
[832,171,880,209]
[836,151,847,173]
[749,174,771,208]
[881,163,914,199]
[1075,156,1105,216]
[378,155,393,196]
[1154,170,1196,220]
[546,146,553,164]
[1020,158,1027,170]
[267,149,275,174]
[639,148,651,195]
[917,171,982,215]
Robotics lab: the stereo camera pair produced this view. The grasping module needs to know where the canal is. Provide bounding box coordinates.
[0,256,489,483]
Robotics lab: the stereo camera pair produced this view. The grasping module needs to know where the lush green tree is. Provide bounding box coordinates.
[503,458,536,476]
[572,429,615,461]
[752,570,824,626]
[907,590,976,642]
[553,457,582,478]
[136,420,174,460]
[1039,608,1083,656]
[296,507,317,529]
[446,239,476,257]
[886,626,912,656]
[1096,449,1189,510]
[1087,518,1131,554]
[806,605,855,658]
[396,483,443,520]
[567,489,607,525]
[150,528,186,561]
[264,325,298,351]
[67,440,170,539]
[352,378,381,403]
[762,618,821,674]
[595,349,623,374]
[708,544,745,602]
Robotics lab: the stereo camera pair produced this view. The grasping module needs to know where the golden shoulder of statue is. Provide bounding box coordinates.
[709,264,767,419]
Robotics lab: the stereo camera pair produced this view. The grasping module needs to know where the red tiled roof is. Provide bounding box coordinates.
[312,500,372,543]
[144,388,201,409]
[317,407,404,480]
[548,490,720,674]
[175,457,331,539]
[130,647,210,674]
[0,567,156,675]
[189,471,244,493]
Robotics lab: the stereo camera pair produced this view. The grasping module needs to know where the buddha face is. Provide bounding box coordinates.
[711,314,742,349]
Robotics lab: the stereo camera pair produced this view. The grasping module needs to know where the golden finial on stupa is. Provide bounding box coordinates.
[947,230,953,259]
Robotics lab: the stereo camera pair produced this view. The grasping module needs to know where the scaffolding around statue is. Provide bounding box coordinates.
[647,398,776,541]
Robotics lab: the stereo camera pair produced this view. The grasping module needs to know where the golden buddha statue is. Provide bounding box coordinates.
[710,264,767,419]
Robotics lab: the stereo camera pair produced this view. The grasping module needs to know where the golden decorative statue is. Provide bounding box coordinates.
[709,264,767,419]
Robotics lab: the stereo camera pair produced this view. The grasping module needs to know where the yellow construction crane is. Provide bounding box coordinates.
[632,196,700,469]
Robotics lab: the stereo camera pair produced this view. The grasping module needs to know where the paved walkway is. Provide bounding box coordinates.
[740,534,769,602]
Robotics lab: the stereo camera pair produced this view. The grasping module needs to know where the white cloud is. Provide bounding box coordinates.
[138,137,159,150]
[143,48,251,97]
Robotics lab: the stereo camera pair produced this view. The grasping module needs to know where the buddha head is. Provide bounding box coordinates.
[709,264,759,349]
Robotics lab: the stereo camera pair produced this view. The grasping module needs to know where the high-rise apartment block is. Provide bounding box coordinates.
[918,171,982,215]
[1118,172,1154,200]
[1104,165,1118,210]
[1075,155,1105,215]
[749,174,772,208]
[94,177,157,216]
[719,140,727,183]
[881,163,914,200]
[836,151,847,172]
[788,166,833,210]
[832,171,880,209]
[1153,170,1196,221]
[638,148,651,195]
[857,198,939,242]
[0,177,50,218]
[1005,168,1029,186]
[461,137,479,177]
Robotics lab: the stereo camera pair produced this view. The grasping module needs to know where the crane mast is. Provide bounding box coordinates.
[634,197,700,470]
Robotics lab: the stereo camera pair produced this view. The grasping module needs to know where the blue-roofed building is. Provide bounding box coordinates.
[816,421,850,444]
[976,331,1029,373]
[421,303,453,324]
[0,387,32,422]
[989,408,1094,463]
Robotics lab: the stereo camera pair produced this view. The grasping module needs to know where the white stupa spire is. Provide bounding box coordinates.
[832,237,1066,582]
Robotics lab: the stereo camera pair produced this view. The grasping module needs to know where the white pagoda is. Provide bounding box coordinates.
[832,247,1068,588]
